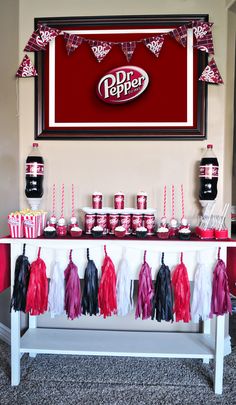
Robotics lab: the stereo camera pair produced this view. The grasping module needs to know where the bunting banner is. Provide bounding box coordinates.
[169,24,188,47]
[143,35,165,58]
[192,21,214,54]
[64,33,83,55]
[90,41,112,63]
[16,55,38,78]
[24,29,47,52]
[199,58,223,84]
[121,42,137,62]
[38,24,61,46]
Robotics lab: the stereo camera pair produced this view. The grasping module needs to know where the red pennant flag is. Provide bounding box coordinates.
[16,55,38,78]
[38,24,61,46]
[64,33,83,55]
[24,29,47,52]
[90,41,112,62]
[199,58,223,84]
[169,25,188,47]
[192,21,214,54]
[121,42,136,62]
[143,35,165,58]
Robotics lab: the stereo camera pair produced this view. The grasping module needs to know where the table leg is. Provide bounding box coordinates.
[11,310,21,386]
[214,315,225,394]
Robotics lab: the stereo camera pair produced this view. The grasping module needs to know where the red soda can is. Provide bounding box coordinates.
[108,213,120,234]
[92,192,102,209]
[97,214,108,234]
[131,213,143,234]
[137,192,147,210]
[143,214,155,235]
[114,192,124,209]
[85,214,96,234]
[120,213,131,234]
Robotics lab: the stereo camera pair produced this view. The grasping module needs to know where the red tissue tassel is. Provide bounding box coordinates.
[135,251,154,320]
[98,246,117,318]
[26,247,48,316]
[210,248,232,317]
[64,250,82,320]
[172,253,191,322]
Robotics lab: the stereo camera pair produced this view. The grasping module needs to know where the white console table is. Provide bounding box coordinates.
[2,236,235,394]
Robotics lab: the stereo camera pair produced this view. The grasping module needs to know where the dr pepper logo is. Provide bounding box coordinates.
[97,66,149,104]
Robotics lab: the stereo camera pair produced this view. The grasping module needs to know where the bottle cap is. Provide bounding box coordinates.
[207,144,213,148]
[32,142,39,147]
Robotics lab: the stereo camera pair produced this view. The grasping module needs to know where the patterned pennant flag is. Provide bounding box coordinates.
[121,42,137,62]
[90,41,112,63]
[64,33,83,55]
[199,58,223,84]
[192,21,214,54]
[16,55,38,78]
[143,35,165,58]
[38,24,61,46]
[24,29,47,52]
[169,25,188,47]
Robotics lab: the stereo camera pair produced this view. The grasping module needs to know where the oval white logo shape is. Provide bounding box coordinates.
[97,66,149,104]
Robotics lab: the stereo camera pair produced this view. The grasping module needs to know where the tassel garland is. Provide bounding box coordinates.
[152,253,173,322]
[48,260,65,317]
[210,248,232,317]
[191,262,212,322]
[172,253,191,322]
[10,244,30,312]
[64,250,82,320]
[135,251,154,320]
[26,247,48,316]
[98,246,117,318]
[82,249,99,316]
[116,256,134,316]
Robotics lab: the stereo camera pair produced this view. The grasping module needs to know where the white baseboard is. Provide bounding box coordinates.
[0,322,10,345]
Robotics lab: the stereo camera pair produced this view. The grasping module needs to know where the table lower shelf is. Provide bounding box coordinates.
[20,329,215,359]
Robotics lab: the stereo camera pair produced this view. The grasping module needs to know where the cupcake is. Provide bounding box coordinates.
[68,216,78,234]
[114,225,126,238]
[157,226,169,240]
[178,227,191,240]
[43,225,56,238]
[70,225,82,238]
[91,225,103,238]
[136,226,147,238]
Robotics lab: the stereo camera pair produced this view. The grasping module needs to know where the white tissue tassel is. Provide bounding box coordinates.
[191,263,212,323]
[48,261,65,317]
[116,258,134,316]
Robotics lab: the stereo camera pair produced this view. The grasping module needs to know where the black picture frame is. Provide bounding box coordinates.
[35,14,208,140]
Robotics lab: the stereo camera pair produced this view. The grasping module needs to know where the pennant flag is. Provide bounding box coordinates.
[16,55,38,78]
[199,58,223,84]
[64,33,83,55]
[192,21,214,54]
[38,24,61,46]
[24,29,47,52]
[169,24,188,47]
[121,42,136,62]
[143,35,165,58]
[90,41,112,63]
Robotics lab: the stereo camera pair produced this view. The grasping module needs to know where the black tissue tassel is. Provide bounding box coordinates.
[10,244,30,312]
[82,249,99,316]
[152,253,173,322]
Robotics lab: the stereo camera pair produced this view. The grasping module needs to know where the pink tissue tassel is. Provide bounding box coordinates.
[64,250,82,320]
[135,251,154,320]
[210,248,232,317]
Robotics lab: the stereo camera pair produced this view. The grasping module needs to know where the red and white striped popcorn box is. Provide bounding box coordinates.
[8,213,24,238]
[23,214,38,238]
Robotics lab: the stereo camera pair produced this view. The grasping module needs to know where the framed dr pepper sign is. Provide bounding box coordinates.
[35,14,208,140]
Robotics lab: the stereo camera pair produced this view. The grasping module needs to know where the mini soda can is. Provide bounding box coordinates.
[120,214,131,234]
[114,192,124,209]
[143,214,155,235]
[137,192,147,210]
[97,214,108,234]
[85,214,96,234]
[131,214,143,234]
[108,213,120,234]
[92,192,102,209]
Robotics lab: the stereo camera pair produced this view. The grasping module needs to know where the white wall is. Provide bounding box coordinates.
[0,0,19,328]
